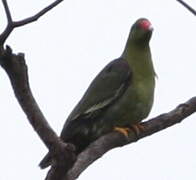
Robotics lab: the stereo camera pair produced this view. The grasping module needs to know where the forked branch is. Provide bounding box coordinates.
[0,0,64,45]
[0,1,76,179]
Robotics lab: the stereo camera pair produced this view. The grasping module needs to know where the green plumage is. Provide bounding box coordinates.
[39,18,156,169]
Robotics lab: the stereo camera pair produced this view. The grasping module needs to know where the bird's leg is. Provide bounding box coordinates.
[114,127,130,137]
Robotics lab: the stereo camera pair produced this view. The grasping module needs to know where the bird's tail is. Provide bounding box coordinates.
[39,152,52,169]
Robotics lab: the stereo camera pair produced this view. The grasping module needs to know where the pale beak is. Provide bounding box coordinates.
[148,25,154,31]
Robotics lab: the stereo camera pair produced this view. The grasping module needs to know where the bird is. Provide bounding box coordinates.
[39,18,156,169]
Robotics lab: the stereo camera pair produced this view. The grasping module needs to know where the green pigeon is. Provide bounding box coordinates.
[39,18,156,169]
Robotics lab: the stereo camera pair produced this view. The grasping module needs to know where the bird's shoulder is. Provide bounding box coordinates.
[62,58,132,128]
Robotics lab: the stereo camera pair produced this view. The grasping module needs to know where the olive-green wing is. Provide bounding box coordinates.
[39,58,132,169]
[62,58,132,129]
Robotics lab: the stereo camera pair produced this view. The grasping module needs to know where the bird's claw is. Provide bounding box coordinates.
[114,127,130,137]
[130,123,145,137]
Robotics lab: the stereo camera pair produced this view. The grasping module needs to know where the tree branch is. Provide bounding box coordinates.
[65,97,196,179]
[2,0,12,23]
[13,0,63,27]
[0,0,64,45]
[0,1,77,179]
[176,0,196,15]
[0,45,76,178]
[0,0,76,173]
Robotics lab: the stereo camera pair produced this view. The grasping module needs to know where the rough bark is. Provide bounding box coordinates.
[66,97,196,179]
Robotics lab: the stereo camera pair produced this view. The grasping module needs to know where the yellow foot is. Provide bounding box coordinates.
[130,123,145,136]
[114,127,130,137]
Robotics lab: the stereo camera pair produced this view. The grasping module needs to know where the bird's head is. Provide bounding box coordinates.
[129,18,153,45]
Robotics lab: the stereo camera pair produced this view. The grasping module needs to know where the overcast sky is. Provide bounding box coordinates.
[0,0,196,179]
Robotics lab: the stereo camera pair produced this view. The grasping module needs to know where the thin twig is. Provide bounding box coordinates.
[0,0,64,45]
[176,0,196,15]
[2,0,12,23]
[13,0,63,27]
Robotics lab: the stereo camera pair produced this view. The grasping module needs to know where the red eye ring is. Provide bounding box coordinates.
[139,20,153,31]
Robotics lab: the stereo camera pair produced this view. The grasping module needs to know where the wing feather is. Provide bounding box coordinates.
[61,58,132,131]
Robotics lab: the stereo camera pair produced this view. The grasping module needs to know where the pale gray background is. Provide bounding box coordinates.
[0,0,196,179]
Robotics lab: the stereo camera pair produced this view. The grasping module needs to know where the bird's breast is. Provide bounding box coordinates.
[102,76,155,127]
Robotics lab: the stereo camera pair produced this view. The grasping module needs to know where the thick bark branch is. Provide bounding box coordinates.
[0,1,76,173]
[0,46,76,176]
[65,97,196,179]
[0,1,77,179]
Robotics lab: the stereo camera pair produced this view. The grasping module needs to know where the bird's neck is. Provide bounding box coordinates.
[121,40,156,79]
[121,38,149,58]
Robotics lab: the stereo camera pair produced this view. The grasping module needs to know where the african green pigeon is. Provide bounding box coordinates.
[39,18,156,168]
